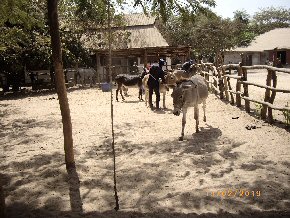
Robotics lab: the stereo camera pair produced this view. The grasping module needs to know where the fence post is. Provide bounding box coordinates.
[242,67,250,112]
[206,65,210,82]
[268,70,277,123]
[227,68,235,104]
[212,67,218,94]
[261,70,272,119]
[222,67,229,101]
[236,64,242,107]
[217,67,224,99]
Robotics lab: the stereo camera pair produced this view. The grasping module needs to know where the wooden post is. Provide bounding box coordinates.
[213,67,218,94]
[217,67,224,99]
[242,67,250,112]
[144,49,148,68]
[95,53,101,88]
[227,68,235,104]
[261,70,272,119]
[236,64,243,107]
[228,77,235,105]
[268,70,277,123]
[222,68,229,101]
[206,66,210,82]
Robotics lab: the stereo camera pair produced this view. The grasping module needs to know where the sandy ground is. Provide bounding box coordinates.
[224,69,290,122]
[0,79,290,217]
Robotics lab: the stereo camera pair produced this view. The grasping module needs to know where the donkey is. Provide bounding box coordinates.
[171,75,208,141]
[115,74,143,101]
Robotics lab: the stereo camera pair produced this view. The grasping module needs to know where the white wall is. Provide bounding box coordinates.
[252,53,260,65]
[224,52,241,64]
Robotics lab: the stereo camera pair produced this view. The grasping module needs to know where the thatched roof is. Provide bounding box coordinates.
[96,46,191,57]
[81,13,169,51]
[123,13,156,27]
[232,28,290,52]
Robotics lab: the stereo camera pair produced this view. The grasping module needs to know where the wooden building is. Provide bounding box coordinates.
[81,13,191,82]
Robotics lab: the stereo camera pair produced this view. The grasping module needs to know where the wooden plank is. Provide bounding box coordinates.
[212,76,219,82]
[227,90,243,95]
[211,84,220,94]
[201,71,213,76]
[238,81,290,93]
[222,64,240,70]
[242,65,290,74]
[223,75,243,79]
[242,96,290,112]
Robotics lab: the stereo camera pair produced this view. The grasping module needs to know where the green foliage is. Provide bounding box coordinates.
[133,0,216,22]
[232,10,256,47]
[252,7,290,34]
[1,0,289,92]
[61,31,93,68]
[254,102,263,119]
[158,10,240,57]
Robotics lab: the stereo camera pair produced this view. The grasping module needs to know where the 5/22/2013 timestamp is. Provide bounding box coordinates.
[206,189,261,198]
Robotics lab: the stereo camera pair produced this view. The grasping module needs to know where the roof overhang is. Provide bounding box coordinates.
[94,46,191,57]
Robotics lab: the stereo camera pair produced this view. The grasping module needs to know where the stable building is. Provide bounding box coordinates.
[81,13,191,82]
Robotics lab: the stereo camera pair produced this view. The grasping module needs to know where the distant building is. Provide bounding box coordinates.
[224,28,290,67]
[81,13,191,82]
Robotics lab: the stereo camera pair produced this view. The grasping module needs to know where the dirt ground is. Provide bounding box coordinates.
[0,78,290,217]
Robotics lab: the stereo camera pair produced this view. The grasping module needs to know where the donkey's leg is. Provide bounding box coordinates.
[116,85,119,101]
[138,87,143,101]
[119,84,125,101]
[179,107,187,141]
[194,105,200,133]
[162,92,166,108]
[145,87,149,106]
[203,100,207,122]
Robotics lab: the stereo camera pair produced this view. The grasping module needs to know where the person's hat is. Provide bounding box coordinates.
[159,59,165,66]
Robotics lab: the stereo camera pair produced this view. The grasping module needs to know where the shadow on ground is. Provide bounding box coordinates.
[1,110,289,217]
[0,86,96,101]
[217,94,290,132]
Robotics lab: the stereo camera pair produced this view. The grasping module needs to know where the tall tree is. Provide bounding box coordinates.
[47,0,75,169]
[252,7,290,34]
[133,0,216,22]
[157,10,238,58]
[232,10,256,47]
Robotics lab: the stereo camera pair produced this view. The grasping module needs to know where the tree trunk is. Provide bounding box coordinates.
[47,0,75,169]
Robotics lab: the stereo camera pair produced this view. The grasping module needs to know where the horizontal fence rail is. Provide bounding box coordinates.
[196,63,290,124]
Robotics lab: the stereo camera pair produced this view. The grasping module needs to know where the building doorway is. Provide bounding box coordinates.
[277,51,286,65]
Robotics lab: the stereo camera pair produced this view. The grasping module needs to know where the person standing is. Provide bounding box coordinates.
[147,59,165,110]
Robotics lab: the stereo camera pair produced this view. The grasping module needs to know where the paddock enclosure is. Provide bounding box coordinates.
[1,66,290,217]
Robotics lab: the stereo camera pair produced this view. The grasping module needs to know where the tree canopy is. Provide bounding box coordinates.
[0,0,290,88]
[252,7,290,34]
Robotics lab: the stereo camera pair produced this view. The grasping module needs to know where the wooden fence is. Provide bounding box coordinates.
[197,63,290,124]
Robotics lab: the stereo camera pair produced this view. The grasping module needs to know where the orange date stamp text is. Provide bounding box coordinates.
[206,189,261,198]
